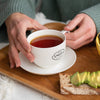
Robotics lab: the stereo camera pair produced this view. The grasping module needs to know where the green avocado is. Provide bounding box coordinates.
[95,71,100,87]
[80,72,87,84]
[88,72,97,88]
[70,72,81,86]
[70,71,100,88]
[84,72,90,84]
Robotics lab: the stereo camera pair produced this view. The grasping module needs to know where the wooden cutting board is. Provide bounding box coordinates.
[0,22,100,100]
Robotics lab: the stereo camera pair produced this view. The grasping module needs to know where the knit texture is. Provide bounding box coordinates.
[0,0,36,26]
[0,0,100,42]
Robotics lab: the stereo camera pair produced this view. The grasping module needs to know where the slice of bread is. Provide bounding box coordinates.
[59,73,100,95]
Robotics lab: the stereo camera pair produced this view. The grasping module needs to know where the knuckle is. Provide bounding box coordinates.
[9,45,16,53]
[17,21,24,27]
[75,14,84,20]
[9,45,14,50]
[76,14,83,19]
[16,33,21,41]
[32,19,36,23]
[16,43,20,49]
[10,28,15,36]
[10,46,14,53]
[31,19,38,24]
[14,22,24,30]
[76,14,81,18]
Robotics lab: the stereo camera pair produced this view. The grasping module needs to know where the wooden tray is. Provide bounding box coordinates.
[0,23,100,100]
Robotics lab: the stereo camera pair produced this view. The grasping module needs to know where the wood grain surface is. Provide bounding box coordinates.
[0,22,100,100]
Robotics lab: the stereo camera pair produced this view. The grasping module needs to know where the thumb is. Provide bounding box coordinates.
[64,14,84,31]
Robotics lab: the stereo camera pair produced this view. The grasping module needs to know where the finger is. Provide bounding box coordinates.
[15,39,34,62]
[66,38,92,49]
[8,51,15,68]
[64,15,84,31]
[65,23,90,40]
[16,20,47,52]
[8,25,31,53]
[7,31,19,68]
[10,45,21,67]
[31,20,47,30]
[26,19,47,30]
[66,32,93,49]
[16,32,31,53]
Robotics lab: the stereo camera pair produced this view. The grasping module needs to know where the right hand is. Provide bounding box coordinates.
[5,13,47,68]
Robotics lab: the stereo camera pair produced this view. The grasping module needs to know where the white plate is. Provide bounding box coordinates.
[19,47,76,75]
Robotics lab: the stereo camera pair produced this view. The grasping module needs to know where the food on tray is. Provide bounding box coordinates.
[70,72,81,86]
[59,71,100,95]
[96,32,100,55]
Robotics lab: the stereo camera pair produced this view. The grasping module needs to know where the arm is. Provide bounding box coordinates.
[0,0,47,68]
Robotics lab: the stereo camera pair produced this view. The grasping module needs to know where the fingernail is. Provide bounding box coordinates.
[16,63,20,68]
[30,58,34,63]
[65,26,70,30]
[30,56,34,63]
[30,60,34,63]
[31,56,35,62]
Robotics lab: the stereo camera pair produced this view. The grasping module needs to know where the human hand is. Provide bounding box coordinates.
[5,12,47,68]
[64,13,96,49]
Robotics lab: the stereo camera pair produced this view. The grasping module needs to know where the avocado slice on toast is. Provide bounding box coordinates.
[80,72,87,84]
[70,72,81,86]
[84,72,90,84]
[88,72,97,88]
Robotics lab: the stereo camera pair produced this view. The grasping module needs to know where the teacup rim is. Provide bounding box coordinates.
[27,29,66,49]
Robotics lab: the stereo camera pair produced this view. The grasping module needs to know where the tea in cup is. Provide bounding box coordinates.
[27,29,66,68]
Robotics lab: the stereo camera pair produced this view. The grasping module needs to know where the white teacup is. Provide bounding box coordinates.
[27,29,66,68]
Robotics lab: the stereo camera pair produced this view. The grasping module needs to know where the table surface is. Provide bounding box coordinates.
[0,14,100,100]
[0,43,55,100]
[1,42,100,100]
[0,13,59,100]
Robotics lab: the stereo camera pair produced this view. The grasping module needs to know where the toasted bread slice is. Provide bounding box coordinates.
[59,73,100,95]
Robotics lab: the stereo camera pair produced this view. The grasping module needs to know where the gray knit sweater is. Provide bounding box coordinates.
[0,0,100,42]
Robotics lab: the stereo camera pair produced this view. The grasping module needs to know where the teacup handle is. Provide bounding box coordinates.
[61,30,70,34]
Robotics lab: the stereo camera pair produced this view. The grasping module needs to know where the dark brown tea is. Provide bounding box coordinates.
[30,35,63,48]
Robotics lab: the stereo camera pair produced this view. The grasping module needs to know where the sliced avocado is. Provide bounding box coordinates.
[84,72,90,84]
[88,72,97,88]
[70,72,81,86]
[95,71,100,87]
[80,72,87,84]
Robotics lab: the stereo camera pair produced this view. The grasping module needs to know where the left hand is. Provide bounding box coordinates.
[64,13,96,49]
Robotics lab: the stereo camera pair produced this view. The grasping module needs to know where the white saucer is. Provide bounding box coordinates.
[19,47,76,75]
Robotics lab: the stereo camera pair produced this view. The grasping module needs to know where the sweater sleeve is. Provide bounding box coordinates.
[0,0,36,26]
[81,3,100,34]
